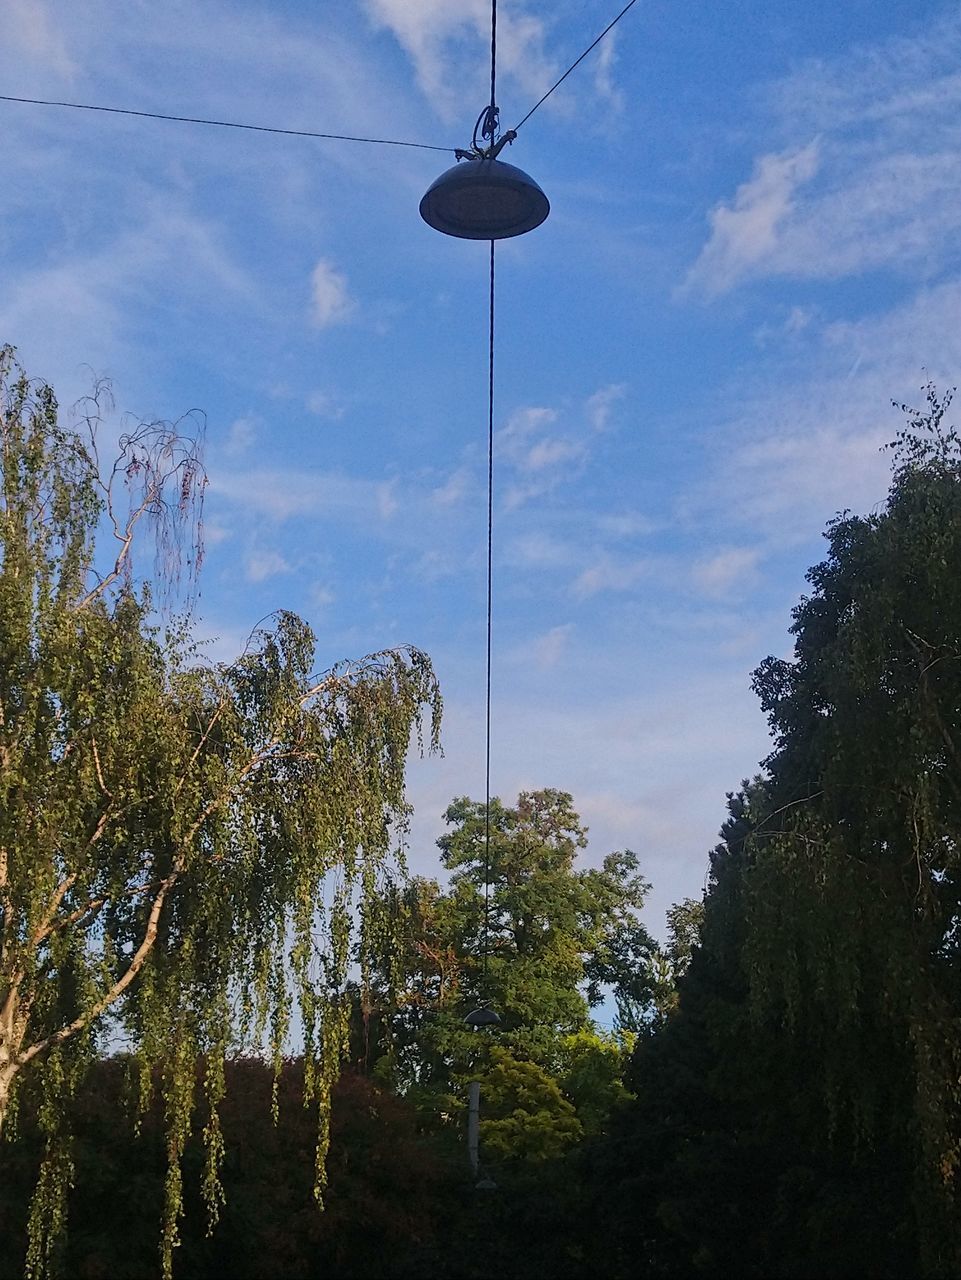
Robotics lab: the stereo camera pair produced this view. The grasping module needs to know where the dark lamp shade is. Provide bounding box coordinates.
[464,1006,501,1027]
[420,157,550,240]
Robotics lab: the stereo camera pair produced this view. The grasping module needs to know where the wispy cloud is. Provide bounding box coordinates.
[592,30,624,114]
[596,511,657,539]
[524,437,584,470]
[497,388,619,509]
[377,480,399,519]
[680,277,961,545]
[498,404,580,508]
[310,259,354,328]
[691,547,761,600]
[363,0,556,120]
[586,382,627,431]
[572,555,650,599]
[306,390,345,419]
[225,417,256,457]
[505,530,578,570]
[6,0,76,76]
[684,141,820,295]
[530,623,573,669]
[768,11,961,136]
[213,467,390,523]
[431,466,470,507]
[0,203,259,400]
[310,583,336,609]
[687,13,961,295]
[245,549,292,583]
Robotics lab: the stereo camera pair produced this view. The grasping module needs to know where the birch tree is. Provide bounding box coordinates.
[0,347,440,1276]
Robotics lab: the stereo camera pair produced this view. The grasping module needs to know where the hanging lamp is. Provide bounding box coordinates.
[420,108,549,240]
[464,1006,501,1028]
[420,154,549,240]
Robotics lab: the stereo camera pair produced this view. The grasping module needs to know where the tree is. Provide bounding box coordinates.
[601,388,961,1278]
[438,790,655,1047]
[623,895,705,1027]
[476,1045,583,1164]
[743,385,961,1272]
[0,1056,461,1280]
[365,789,657,1144]
[0,348,441,1276]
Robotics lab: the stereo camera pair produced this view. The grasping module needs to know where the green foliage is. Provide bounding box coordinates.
[366,791,655,1124]
[606,387,961,1277]
[0,1056,462,1280]
[475,1046,583,1164]
[745,385,961,1266]
[346,787,656,1209]
[631,895,705,1025]
[0,348,441,1276]
[556,1028,635,1136]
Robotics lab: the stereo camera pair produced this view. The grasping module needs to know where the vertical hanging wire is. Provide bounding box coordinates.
[482,0,498,985]
[484,238,494,982]
[490,0,497,118]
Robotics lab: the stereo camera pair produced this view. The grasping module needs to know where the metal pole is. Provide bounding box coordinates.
[468,1079,481,1175]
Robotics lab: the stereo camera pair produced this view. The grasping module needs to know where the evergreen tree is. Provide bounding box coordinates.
[606,388,961,1278]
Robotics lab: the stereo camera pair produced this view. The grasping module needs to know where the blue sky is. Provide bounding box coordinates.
[2,0,960,934]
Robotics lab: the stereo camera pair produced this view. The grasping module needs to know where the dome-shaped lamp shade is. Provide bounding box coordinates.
[420,157,550,240]
[464,1006,501,1028]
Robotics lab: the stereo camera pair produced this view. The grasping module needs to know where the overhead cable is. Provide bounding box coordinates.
[482,0,498,983]
[511,0,641,133]
[484,236,495,981]
[0,94,453,153]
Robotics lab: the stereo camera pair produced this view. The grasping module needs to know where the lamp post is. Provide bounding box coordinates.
[464,1006,500,1190]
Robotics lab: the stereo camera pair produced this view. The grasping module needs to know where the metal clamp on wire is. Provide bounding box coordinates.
[454,130,516,163]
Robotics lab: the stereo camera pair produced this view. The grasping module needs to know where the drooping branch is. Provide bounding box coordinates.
[19,865,181,1068]
[74,394,207,612]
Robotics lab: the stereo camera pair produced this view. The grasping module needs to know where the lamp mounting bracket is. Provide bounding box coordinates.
[455,129,517,163]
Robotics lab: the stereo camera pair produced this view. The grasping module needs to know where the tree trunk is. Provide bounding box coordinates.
[0,1062,15,1139]
[0,988,26,1141]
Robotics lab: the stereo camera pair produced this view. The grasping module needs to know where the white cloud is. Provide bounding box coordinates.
[306,391,344,419]
[525,437,584,470]
[596,511,656,539]
[505,531,577,569]
[685,141,821,295]
[691,548,761,600]
[822,276,961,384]
[411,548,455,582]
[572,555,649,598]
[403,672,771,936]
[769,11,961,136]
[202,521,232,546]
[592,31,624,114]
[377,481,399,520]
[363,0,556,119]
[310,259,354,328]
[497,402,593,508]
[527,623,573,670]
[769,149,961,282]
[0,203,259,399]
[586,383,627,432]
[431,466,470,507]
[681,277,961,547]
[245,550,292,583]
[754,305,818,348]
[6,0,76,76]
[225,417,256,457]
[500,405,557,445]
[688,15,961,294]
[213,467,387,523]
